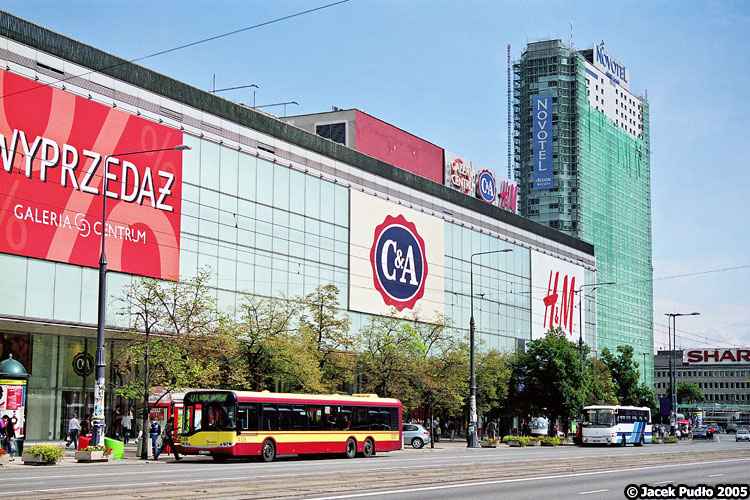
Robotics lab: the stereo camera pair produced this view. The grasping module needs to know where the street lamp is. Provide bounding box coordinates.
[665,312,699,434]
[92,144,191,447]
[575,282,615,374]
[468,248,512,448]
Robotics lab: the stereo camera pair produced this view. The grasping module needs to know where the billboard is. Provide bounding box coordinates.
[683,349,750,364]
[444,152,518,213]
[593,42,630,91]
[532,94,553,190]
[531,251,585,340]
[0,71,183,279]
[349,190,444,321]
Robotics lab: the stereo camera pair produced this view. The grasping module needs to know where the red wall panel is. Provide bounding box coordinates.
[354,111,443,184]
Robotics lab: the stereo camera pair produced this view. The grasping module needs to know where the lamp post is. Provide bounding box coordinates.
[575,282,615,374]
[468,248,512,448]
[92,144,190,447]
[664,312,699,434]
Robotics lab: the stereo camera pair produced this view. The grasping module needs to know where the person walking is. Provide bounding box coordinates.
[486,420,497,441]
[154,419,181,461]
[65,413,80,449]
[148,416,161,459]
[80,414,91,437]
[121,410,133,444]
[2,415,17,458]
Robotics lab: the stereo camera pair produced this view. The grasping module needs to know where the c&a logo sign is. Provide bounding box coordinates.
[370,214,428,311]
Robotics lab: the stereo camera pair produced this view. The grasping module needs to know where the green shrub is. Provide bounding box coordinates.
[25,445,64,462]
[663,435,678,443]
[540,436,560,446]
[84,445,113,454]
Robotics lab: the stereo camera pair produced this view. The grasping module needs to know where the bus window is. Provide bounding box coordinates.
[336,406,352,430]
[182,403,203,434]
[263,405,278,431]
[237,403,259,431]
[307,406,324,431]
[291,406,307,431]
[278,405,293,431]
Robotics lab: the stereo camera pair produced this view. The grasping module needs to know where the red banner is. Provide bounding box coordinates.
[0,71,183,279]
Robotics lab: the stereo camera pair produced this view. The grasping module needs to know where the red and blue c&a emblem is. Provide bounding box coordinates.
[370,214,428,311]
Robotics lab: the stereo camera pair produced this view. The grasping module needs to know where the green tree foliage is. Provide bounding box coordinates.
[509,328,586,428]
[408,314,467,418]
[357,312,422,407]
[299,284,355,392]
[601,345,657,410]
[677,381,705,404]
[476,349,512,420]
[585,358,618,406]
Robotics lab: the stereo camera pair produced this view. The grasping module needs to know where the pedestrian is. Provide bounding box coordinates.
[154,419,181,461]
[434,422,441,443]
[523,420,531,437]
[448,419,455,441]
[113,408,123,439]
[80,414,91,436]
[65,413,80,449]
[149,416,161,459]
[121,410,133,444]
[2,415,17,458]
[486,420,497,441]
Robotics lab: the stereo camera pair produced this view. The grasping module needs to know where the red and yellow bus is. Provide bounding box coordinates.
[178,390,402,462]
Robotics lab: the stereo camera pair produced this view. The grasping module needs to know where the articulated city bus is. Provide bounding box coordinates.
[580,405,652,446]
[178,390,402,462]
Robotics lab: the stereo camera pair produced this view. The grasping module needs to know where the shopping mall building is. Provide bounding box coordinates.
[0,12,597,441]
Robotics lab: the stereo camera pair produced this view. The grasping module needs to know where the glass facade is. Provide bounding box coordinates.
[0,15,597,440]
[514,40,654,385]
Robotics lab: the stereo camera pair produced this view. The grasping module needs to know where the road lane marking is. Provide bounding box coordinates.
[707,473,724,477]
[302,458,750,500]
[579,489,608,495]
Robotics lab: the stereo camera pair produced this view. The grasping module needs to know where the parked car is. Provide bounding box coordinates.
[736,429,750,442]
[693,426,712,439]
[402,423,431,449]
[726,423,737,434]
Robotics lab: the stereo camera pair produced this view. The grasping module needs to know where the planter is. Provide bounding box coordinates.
[527,439,539,446]
[508,441,522,447]
[22,453,57,465]
[75,450,109,462]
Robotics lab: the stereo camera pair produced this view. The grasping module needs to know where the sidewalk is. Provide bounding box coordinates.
[1,439,161,468]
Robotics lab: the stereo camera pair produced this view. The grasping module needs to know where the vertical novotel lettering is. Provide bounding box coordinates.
[532,95,553,190]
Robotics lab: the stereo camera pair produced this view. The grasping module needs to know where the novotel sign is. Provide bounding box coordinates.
[594,43,630,90]
[683,349,750,364]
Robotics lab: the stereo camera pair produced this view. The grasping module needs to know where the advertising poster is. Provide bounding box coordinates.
[0,71,184,279]
[349,190,444,321]
[532,94,553,190]
[0,379,26,437]
[530,251,585,340]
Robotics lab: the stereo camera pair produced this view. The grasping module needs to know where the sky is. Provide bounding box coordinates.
[5,0,749,351]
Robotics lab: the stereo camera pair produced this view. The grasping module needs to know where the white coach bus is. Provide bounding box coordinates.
[579,405,652,446]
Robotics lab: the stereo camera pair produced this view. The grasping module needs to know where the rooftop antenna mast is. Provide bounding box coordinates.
[570,19,574,50]
[507,44,512,181]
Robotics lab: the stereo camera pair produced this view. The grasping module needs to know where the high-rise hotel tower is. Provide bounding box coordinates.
[514,40,653,383]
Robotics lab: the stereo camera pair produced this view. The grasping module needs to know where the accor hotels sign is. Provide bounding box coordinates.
[0,71,184,279]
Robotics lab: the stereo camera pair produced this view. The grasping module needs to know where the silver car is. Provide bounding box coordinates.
[402,423,431,449]
[736,428,750,442]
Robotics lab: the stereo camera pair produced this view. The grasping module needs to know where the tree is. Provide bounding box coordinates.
[601,345,656,408]
[677,381,705,404]
[298,284,354,392]
[114,268,247,459]
[476,349,512,421]
[357,312,423,408]
[510,328,587,432]
[585,358,618,406]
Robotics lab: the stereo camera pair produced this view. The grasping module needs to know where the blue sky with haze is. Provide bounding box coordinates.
[6,0,748,351]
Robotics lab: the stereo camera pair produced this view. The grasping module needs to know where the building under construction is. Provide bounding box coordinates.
[513,40,653,384]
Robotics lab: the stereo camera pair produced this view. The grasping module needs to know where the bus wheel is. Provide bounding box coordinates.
[345,438,357,459]
[261,439,276,463]
[363,438,375,458]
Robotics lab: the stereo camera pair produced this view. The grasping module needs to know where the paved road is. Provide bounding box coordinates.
[3,437,749,499]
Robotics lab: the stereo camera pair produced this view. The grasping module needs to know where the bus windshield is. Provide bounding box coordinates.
[182,393,237,434]
[581,409,615,427]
